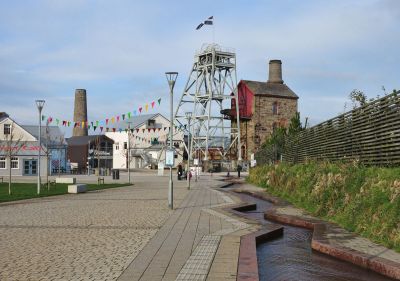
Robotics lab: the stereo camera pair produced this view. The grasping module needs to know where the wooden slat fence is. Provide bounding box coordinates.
[255,91,400,166]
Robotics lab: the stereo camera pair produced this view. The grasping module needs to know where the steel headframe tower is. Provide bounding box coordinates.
[174,43,242,162]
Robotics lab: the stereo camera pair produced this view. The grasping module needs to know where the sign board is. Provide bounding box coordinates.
[158,162,164,176]
[251,160,257,167]
[193,158,199,165]
[165,149,175,167]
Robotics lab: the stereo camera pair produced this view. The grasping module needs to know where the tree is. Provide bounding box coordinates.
[349,89,367,108]
[0,122,26,195]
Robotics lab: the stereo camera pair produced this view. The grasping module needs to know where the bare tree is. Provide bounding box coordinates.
[94,136,102,184]
[57,134,65,178]
[0,122,26,195]
[44,121,51,190]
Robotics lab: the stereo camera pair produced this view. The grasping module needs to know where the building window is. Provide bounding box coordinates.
[0,157,5,169]
[115,143,119,150]
[272,102,279,115]
[4,124,11,135]
[124,142,127,149]
[11,157,18,169]
[147,120,155,127]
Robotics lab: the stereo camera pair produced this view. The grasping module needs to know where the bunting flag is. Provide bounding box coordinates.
[56,119,59,125]
[63,121,66,126]
[106,119,109,125]
[96,121,99,127]
[93,126,97,131]
[122,114,125,120]
[127,112,131,119]
[158,98,161,105]
[136,129,139,133]
[111,117,115,124]
[147,129,151,133]
[68,121,71,127]
[134,110,137,116]
[139,107,143,113]
[164,127,167,131]
[81,122,85,128]
[152,128,156,132]
[100,126,104,132]
[88,125,91,130]
[112,128,116,132]
[145,104,149,112]
[151,101,155,108]
[142,129,145,133]
[91,121,94,127]
[158,128,161,131]
[117,116,120,122]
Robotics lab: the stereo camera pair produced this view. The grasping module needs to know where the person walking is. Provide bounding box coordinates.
[237,164,242,178]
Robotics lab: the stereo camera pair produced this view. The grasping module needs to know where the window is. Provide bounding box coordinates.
[147,120,155,127]
[11,157,18,169]
[272,102,279,115]
[4,124,11,135]
[0,157,5,169]
[124,142,127,149]
[115,143,119,150]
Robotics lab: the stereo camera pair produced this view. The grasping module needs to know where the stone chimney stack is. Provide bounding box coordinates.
[72,89,88,137]
[268,59,284,84]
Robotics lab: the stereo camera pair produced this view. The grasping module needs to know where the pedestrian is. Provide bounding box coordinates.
[237,164,242,178]
[177,164,183,180]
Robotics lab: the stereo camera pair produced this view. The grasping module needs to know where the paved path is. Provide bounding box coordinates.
[0,173,256,281]
[0,175,189,281]
[118,177,256,281]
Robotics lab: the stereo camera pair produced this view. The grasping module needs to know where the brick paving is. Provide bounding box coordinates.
[0,175,189,281]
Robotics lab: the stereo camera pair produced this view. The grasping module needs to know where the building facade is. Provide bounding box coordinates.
[106,113,184,169]
[0,113,67,177]
[230,60,299,160]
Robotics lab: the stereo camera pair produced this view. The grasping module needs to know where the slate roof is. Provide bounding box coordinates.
[66,135,114,146]
[241,80,299,99]
[118,113,163,129]
[22,125,66,146]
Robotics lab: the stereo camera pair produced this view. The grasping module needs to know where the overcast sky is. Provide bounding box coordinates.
[0,0,399,136]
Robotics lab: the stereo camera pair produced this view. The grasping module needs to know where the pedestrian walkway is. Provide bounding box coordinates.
[118,176,257,281]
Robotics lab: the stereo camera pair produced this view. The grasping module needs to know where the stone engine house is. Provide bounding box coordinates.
[230,60,299,161]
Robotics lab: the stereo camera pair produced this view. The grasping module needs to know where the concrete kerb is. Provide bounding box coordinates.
[236,187,400,281]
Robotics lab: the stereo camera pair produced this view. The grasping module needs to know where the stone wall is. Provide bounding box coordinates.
[236,95,297,160]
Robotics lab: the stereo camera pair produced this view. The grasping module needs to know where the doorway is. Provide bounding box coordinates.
[24,160,37,175]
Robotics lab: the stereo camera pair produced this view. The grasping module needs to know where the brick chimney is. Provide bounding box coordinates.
[268,60,283,84]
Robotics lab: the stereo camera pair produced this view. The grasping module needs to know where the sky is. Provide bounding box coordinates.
[0,0,399,137]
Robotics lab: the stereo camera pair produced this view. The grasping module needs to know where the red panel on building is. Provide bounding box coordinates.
[231,81,254,119]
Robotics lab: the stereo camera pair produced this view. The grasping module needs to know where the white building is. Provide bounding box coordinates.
[0,112,67,177]
[106,113,184,169]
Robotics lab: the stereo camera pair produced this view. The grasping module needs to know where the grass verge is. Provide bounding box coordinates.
[0,182,130,203]
[247,161,400,253]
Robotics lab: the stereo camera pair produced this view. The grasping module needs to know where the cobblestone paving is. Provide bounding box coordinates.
[0,176,188,281]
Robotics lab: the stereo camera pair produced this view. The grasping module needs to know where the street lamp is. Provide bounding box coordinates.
[127,122,132,185]
[35,100,45,195]
[185,112,192,190]
[166,71,178,209]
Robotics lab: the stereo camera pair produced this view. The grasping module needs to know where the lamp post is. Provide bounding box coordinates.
[35,100,45,195]
[185,112,192,190]
[127,122,132,185]
[166,71,178,209]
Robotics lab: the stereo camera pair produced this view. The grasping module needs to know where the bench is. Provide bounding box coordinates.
[55,177,76,184]
[97,177,104,185]
[68,184,87,194]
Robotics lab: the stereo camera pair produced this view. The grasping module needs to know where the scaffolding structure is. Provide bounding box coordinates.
[174,43,241,162]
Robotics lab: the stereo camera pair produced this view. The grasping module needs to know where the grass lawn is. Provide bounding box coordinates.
[0,182,130,203]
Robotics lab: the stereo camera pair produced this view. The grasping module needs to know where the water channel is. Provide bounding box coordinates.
[231,190,396,281]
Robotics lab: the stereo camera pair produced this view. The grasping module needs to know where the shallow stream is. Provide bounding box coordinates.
[232,191,395,281]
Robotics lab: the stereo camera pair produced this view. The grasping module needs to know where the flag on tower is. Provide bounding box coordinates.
[196,16,213,30]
